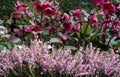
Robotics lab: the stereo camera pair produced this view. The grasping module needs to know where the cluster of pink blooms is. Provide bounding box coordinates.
[12,1,42,37]
[0,40,120,77]
[11,0,120,44]
[93,0,116,15]
[13,1,34,19]
[33,1,57,16]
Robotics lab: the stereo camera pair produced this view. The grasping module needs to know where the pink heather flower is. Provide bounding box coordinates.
[0,41,120,76]
[88,14,98,27]
[102,2,116,15]
[73,23,81,32]
[93,0,108,5]
[73,9,81,16]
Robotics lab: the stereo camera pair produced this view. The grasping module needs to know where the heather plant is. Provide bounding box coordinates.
[0,40,120,77]
[0,0,120,51]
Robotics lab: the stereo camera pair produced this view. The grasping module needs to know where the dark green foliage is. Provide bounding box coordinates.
[0,0,16,19]
[60,0,94,12]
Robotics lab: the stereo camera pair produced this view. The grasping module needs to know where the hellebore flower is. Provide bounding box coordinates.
[13,10,25,19]
[30,25,42,32]
[24,25,42,32]
[100,19,112,27]
[112,19,120,27]
[33,1,43,13]
[14,28,23,37]
[42,1,53,9]
[93,0,108,5]
[61,34,68,44]
[15,1,27,11]
[88,14,98,27]
[25,10,34,18]
[23,26,32,32]
[13,1,27,19]
[63,13,70,21]
[33,1,56,16]
[117,5,120,10]
[73,23,81,32]
[73,9,81,16]
[42,2,56,16]
[102,2,116,15]
[64,22,74,32]
[43,7,56,16]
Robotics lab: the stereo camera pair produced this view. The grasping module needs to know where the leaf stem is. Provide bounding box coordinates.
[107,37,112,46]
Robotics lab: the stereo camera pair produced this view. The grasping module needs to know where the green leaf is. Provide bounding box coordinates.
[109,37,120,48]
[5,43,13,50]
[81,23,93,35]
[42,31,49,35]
[0,38,6,43]
[113,42,120,48]
[0,45,4,51]
[64,46,77,50]
[50,38,62,43]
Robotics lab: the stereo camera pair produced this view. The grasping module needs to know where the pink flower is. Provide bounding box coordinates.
[102,2,116,15]
[33,1,56,16]
[64,22,74,32]
[42,2,53,9]
[117,5,120,10]
[61,34,68,44]
[112,19,120,27]
[73,23,81,32]
[25,10,34,18]
[24,26,32,32]
[15,1,27,11]
[33,1,43,13]
[30,25,42,32]
[42,2,56,16]
[118,32,120,38]
[73,9,81,16]
[44,8,56,16]
[93,0,108,5]
[13,1,27,19]
[88,14,98,27]
[63,13,70,21]
[14,28,20,33]
[14,28,23,37]
[13,10,25,19]
[101,19,112,27]
[24,25,42,32]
